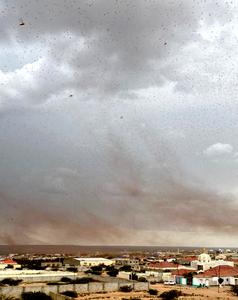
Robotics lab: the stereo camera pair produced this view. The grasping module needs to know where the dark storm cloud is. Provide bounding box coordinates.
[0,0,233,107]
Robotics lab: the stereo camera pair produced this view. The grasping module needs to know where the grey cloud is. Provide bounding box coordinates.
[0,0,238,246]
[0,0,233,109]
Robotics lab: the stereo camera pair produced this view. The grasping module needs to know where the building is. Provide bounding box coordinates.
[0,259,21,270]
[73,257,113,267]
[41,260,63,269]
[193,265,238,286]
[172,269,197,285]
[113,258,140,266]
[191,252,234,271]
[147,261,182,271]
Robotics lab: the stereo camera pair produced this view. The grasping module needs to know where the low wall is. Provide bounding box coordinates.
[0,281,149,297]
[0,274,77,283]
[50,293,71,300]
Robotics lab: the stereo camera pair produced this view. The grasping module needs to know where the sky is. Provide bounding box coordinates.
[0,0,238,247]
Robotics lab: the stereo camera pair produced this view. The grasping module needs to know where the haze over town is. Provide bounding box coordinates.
[0,0,238,247]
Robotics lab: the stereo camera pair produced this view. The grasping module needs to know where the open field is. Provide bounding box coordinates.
[74,284,238,299]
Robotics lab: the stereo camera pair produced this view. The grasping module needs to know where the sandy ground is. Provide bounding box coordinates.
[74,284,238,299]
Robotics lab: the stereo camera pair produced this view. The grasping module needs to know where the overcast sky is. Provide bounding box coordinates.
[1,0,238,247]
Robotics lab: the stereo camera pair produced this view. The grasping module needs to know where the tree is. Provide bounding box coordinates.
[21,292,52,300]
[130,273,138,280]
[60,277,72,283]
[1,278,22,286]
[88,265,103,275]
[119,265,132,272]
[67,267,77,272]
[137,277,147,282]
[105,265,116,272]
[107,269,119,277]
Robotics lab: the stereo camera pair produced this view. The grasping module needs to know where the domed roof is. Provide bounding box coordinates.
[198,253,211,263]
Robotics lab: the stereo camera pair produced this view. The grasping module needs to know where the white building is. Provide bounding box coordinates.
[191,253,234,271]
[74,257,113,267]
[193,265,238,286]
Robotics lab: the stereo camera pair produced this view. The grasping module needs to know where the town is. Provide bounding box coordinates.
[0,247,238,299]
[1,0,238,299]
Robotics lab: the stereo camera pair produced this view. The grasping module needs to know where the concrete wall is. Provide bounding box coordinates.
[0,281,149,297]
[50,292,71,300]
[133,282,149,291]
[104,282,118,291]
[0,270,77,283]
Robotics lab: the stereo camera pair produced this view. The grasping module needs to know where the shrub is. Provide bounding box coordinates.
[1,278,22,286]
[160,289,182,300]
[67,267,77,272]
[73,277,95,284]
[119,265,132,272]
[61,291,77,298]
[137,277,147,282]
[61,277,72,283]
[21,292,52,300]
[6,265,13,269]
[231,285,238,296]
[47,282,61,285]
[107,269,119,277]
[130,273,138,281]
[105,265,115,271]
[119,285,132,292]
[148,288,158,295]
[88,265,103,275]
[91,265,103,272]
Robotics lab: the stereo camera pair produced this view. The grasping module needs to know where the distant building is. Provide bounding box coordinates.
[0,259,21,270]
[172,265,238,287]
[191,253,234,271]
[41,260,63,269]
[147,261,181,271]
[69,257,113,267]
[193,265,238,286]
[113,257,140,266]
